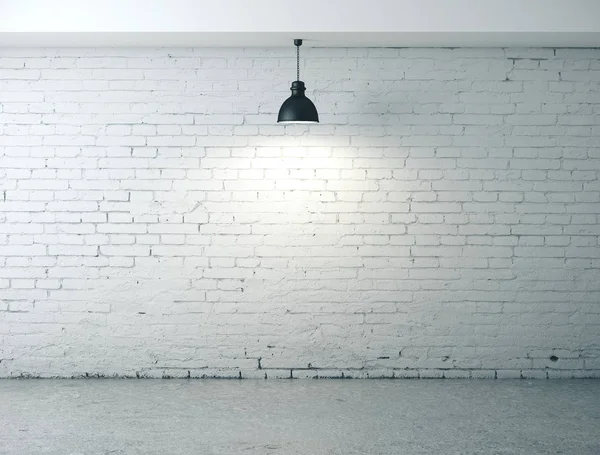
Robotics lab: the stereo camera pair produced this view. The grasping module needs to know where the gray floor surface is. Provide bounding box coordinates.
[1,379,599,455]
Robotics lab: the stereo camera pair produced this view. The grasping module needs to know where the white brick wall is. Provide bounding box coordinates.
[1,47,599,379]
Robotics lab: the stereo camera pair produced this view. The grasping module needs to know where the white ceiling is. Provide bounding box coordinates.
[1,32,599,48]
[1,0,600,47]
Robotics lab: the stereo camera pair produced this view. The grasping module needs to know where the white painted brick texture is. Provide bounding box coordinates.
[0,47,599,379]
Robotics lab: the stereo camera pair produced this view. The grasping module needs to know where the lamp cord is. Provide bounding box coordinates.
[296,44,300,81]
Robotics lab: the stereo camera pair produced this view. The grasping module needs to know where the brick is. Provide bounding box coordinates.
[0,47,597,378]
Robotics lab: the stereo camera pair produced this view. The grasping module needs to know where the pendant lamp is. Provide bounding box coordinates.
[277,39,319,124]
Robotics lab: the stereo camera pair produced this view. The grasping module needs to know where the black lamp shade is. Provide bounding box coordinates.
[277,81,319,124]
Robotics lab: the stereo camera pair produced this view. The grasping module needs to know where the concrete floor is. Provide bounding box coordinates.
[1,380,599,455]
